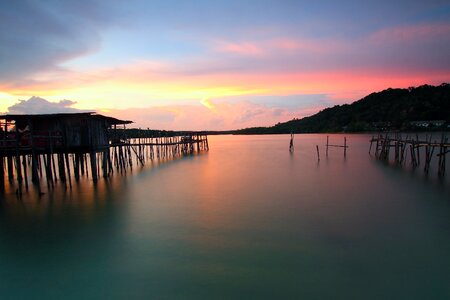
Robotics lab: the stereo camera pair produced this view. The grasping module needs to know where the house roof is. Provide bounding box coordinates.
[0,112,133,125]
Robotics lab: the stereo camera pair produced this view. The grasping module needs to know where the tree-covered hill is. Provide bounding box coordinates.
[234,83,450,134]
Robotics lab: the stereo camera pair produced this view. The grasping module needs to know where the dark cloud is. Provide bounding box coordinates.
[0,0,114,82]
[7,96,88,114]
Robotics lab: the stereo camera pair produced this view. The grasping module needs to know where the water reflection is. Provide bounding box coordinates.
[0,134,450,299]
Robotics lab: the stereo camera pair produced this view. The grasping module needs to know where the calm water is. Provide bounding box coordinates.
[1,134,450,299]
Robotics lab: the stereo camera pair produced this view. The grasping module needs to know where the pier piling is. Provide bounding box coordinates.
[0,113,209,193]
[370,133,449,177]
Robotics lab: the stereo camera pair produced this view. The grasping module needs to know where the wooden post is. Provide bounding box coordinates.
[1,121,5,187]
[410,144,417,168]
[37,154,43,179]
[289,133,294,153]
[27,120,39,185]
[375,135,380,157]
[90,151,98,182]
[47,131,57,182]
[15,126,23,185]
[0,155,4,188]
[7,155,13,182]
[97,152,101,178]
[102,150,108,178]
[114,146,119,170]
[22,154,28,189]
[128,145,133,168]
[438,135,447,177]
[16,155,23,186]
[74,153,80,180]
[326,136,329,157]
[107,148,113,175]
[400,141,406,165]
[46,153,54,187]
[119,146,125,172]
[196,134,200,152]
[58,153,66,182]
[424,145,435,175]
[51,154,57,182]
[79,154,85,176]
[43,155,51,188]
[416,134,421,166]
[316,145,320,161]
[64,153,71,189]
[344,137,347,158]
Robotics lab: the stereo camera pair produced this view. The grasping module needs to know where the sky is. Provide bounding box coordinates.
[0,0,449,130]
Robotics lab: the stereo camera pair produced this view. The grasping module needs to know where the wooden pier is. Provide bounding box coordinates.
[369,133,449,176]
[0,113,209,192]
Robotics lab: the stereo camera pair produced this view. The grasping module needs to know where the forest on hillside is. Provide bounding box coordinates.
[233,83,450,134]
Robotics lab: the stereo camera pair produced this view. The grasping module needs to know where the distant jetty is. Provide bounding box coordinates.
[370,133,449,176]
[0,113,208,192]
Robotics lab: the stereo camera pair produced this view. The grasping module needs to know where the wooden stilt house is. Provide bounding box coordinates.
[0,112,132,154]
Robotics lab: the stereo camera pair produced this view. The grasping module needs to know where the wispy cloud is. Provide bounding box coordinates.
[215,41,265,56]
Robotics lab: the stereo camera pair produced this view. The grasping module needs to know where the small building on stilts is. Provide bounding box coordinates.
[0,113,209,191]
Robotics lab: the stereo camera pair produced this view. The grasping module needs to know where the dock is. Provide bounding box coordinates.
[0,113,209,192]
[369,133,449,176]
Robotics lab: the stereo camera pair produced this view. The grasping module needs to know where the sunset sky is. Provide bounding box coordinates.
[1,0,449,130]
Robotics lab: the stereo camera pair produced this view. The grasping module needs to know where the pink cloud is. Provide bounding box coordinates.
[3,23,449,110]
[215,41,265,56]
[213,37,333,57]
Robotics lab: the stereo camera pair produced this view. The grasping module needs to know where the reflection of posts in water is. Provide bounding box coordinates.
[0,155,3,189]
[1,134,210,192]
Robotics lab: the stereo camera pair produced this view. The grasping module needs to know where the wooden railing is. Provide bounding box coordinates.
[0,130,63,149]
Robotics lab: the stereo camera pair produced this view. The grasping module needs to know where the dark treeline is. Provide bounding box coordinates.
[232,83,450,134]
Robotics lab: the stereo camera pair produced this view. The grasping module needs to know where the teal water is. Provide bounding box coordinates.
[1,134,450,299]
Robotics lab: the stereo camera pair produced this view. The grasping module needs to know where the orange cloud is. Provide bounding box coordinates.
[2,57,448,113]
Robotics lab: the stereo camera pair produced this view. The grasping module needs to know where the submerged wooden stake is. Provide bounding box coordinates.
[289,133,294,153]
[316,145,320,161]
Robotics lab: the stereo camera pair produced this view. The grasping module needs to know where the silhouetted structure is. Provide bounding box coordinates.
[0,113,209,191]
[370,133,449,176]
[326,136,348,157]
